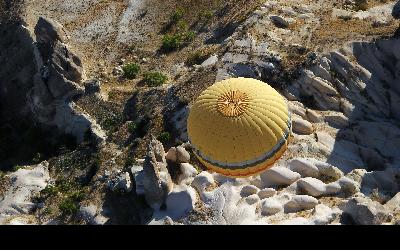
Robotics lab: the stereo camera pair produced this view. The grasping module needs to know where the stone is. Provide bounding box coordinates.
[176,146,190,163]
[270,15,291,28]
[78,204,98,223]
[35,16,68,44]
[260,167,301,187]
[178,163,198,184]
[342,197,392,225]
[316,131,335,152]
[306,109,323,123]
[313,161,344,180]
[325,182,342,195]
[143,138,173,210]
[201,55,218,67]
[289,102,307,118]
[288,158,320,178]
[385,192,400,212]
[240,185,260,197]
[337,176,360,195]
[257,188,277,199]
[311,204,339,225]
[112,66,123,76]
[165,147,177,162]
[245,194,260,205]
[107,172,133,193]
[284,195,319,213]
[0,162,50,218]
[91,214,109,225]
[192,171,215,193]
[324,113,349,128]
[292,116,313,135]
[165,185,198,220]
[261,198,283,215]
[297,177,327,197]
[277,217,310,225]
[84,79,101,94]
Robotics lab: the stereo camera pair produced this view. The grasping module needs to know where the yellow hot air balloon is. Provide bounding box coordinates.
[187,77,292,177]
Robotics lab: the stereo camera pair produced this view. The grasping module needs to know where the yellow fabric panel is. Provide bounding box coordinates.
[187,77,291,177]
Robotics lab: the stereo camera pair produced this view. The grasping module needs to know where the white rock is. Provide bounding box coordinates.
[91,214,109,225]
[284,195,319,213]
[260,167,301,187]
[314,160,344,180]
[385,192,400,212]
[165,185,198,220]
[261,198,283,216]
[192,171,215,193]
[165,147,177,162]
[78,204,98,223]
[289,158,320,178]
[178,163,198,184]
[306,109,323,123]
[297,177,327,197]
[257,188,277,199]
[324,113,349,128]
[245,194,260,205]
[337,176,360,195]
[342,197,392,225]
[0,162,50,218]
[311,204,339,225]
[292,116,313,135]
[201,55,218,67]
[325,182,342,195]
[240,185,259,197]
[176,146,190,163]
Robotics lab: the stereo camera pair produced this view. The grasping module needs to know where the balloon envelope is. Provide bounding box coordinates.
[187,77,291,177]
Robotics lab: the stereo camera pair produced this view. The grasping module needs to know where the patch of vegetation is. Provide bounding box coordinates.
[158,132,171,143]
[127,122,137,134]
[186,48,213,66]
[198,9,213,23]
[162,31,195,51]
[59,197,79,215]
[122,63,141,79]
[102,114,123,133]
[170,8,185,24]
[143,72,168,86]
[41,185,59,197]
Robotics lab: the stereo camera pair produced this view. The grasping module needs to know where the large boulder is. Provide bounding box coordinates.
[143,138,173,210]
[342,197,392,225]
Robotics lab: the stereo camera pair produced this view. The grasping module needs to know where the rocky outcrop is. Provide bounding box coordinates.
[142,138,173,210]
[0,162,50,224]
[0,17,105,146]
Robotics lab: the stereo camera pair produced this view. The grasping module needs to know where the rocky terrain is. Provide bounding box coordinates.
[0,0,399,225]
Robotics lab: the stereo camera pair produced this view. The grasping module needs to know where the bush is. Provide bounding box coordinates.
[158,132,171,143]
[41,185,59,196]
[162,34,183,51]
[143,72,168,86]
[170,8,185,24]
[122,63,140,79]
[59,198,79,215]
[162,31,196,51]
[127,122,137,134]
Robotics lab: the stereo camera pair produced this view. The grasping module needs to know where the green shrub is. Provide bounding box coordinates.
[143,72,168,86]
[158,132,171,143]
[69,190,85,202]
[59,198,79,215]
[41,185,59,196]
[127,122,137,134]
[162,31,196,51]
[122,63,140,79]
[170,8,185,24]
[162,34,183,51]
